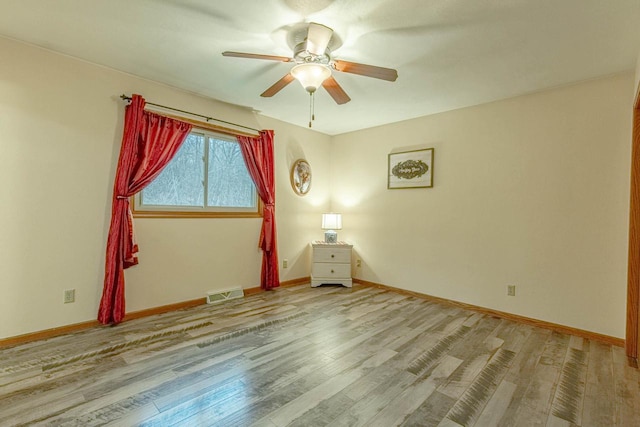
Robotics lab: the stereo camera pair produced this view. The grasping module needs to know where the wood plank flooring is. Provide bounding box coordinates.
[1,284,639,426]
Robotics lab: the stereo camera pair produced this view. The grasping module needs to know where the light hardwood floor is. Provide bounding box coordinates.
[1,284,639,426]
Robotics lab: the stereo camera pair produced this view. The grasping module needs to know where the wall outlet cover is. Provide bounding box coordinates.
[64,289,75,303]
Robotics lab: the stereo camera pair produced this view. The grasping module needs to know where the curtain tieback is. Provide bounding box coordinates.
[116,195,129,200]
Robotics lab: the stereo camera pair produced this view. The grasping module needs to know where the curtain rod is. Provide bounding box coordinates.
[119,94,260,133]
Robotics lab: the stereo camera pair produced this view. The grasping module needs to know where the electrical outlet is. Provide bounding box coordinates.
[356,259,362,267]
[64,289,75,304]
[283,259,288,268]
[507,285,516,296]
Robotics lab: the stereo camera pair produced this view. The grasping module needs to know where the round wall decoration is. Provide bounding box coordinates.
[290,159,312,196]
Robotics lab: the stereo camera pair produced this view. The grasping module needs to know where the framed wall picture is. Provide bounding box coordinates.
[290,159,312,195]
[388,148,434,189]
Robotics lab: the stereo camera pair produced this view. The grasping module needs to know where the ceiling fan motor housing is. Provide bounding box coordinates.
[293,42,331,65]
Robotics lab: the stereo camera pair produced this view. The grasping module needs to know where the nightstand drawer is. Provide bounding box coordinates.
[313,247,351,263]
[311,263,351,278]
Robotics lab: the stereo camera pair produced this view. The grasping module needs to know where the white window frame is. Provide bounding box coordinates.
[132,129,262,219]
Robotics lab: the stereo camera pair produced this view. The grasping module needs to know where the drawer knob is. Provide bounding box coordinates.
[331,254,335,258]
[331,269,335,273]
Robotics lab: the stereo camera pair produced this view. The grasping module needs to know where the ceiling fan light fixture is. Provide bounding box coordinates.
[291,63,331,93]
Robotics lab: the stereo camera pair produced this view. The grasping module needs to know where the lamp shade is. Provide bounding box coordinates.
[291,63,331,93]
[321,213,342,230]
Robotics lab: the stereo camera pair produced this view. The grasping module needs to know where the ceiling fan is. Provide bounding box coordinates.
[222,22,398,125]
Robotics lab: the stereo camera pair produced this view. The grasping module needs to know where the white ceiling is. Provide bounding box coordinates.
[0,0,639,135]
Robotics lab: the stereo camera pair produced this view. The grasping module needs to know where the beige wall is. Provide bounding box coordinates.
[0,37,331,339]
[332,73,634,338]
[636,50,640,93]
[636,50,640,100]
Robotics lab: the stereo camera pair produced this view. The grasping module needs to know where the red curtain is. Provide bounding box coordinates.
[237,130,280,290]
[98,95,192,324]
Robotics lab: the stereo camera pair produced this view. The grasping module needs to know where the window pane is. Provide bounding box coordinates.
[207,138,256,208]
[141,133,205,207]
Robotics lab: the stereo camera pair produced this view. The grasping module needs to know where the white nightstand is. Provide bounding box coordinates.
[311,241,353,288]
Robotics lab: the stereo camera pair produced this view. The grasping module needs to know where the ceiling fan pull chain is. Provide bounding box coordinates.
[308,92,313,128]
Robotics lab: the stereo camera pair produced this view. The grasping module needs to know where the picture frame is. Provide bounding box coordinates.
[388,148,434,189]
[290,159,312,195]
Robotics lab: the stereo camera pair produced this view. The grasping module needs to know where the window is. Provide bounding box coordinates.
[133,130,261,218]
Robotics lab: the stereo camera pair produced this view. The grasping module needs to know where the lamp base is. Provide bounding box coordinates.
[324,230,338,243]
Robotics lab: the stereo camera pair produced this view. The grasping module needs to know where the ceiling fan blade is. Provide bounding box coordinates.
[333,60,398,82]
[322,76,351,105]
[306,23,333,56]
[222,51,293,62]
[261,73,295,97]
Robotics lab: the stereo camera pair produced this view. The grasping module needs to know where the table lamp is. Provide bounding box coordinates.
[322,213,342,243]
